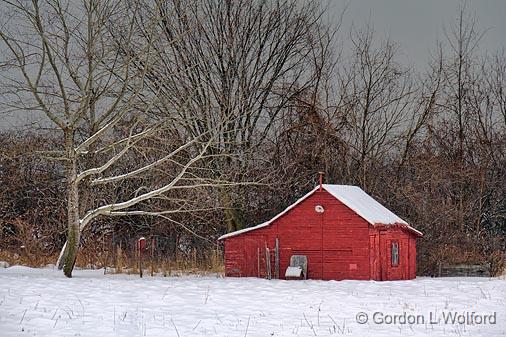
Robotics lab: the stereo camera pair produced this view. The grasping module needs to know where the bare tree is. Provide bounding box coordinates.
[396,45,444,169]
[438,2,486,160]
[338,24,414,190]
[124,0,335,232]
[0,0,248,277]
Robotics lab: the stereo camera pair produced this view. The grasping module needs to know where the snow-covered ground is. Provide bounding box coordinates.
[0,266,504,337]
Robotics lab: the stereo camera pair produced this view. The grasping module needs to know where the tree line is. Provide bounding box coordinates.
[0,0,504,276]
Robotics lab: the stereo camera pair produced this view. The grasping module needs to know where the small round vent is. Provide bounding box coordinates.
[315,205,324,213]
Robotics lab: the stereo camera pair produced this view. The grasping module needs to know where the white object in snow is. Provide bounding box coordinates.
[285,266,302,278]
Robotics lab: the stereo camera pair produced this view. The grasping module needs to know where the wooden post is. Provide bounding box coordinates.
[274,238,280,279]
[138,247,142,278]
[150,237,155,277]
[265,247,271,280]
[138,237,146,278]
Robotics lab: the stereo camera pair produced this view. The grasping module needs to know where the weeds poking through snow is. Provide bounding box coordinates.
[170,318,180,337]
[303,312,317,336]
[19,308,27,325]
[204,285,210,304]
[244,315,250,337]
[192,320,201,331]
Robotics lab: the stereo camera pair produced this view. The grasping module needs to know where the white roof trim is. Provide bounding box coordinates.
[218,185,422,240]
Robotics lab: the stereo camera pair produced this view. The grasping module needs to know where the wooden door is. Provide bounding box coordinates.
[244,236,266,277]
[379,234,408,280]
[379,232,387,280]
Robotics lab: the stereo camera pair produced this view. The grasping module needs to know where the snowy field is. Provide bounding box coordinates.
[0,266,504,337]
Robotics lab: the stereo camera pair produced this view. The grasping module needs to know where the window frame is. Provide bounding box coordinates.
[391,241,399,267]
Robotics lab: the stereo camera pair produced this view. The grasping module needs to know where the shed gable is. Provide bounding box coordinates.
[219,184,422,240]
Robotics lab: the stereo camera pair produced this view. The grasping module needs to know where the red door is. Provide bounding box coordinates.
[379,232,387,280]
[244,236,266,277]
[380,234,408,280]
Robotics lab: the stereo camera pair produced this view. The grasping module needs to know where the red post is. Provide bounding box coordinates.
[137,237,146,278]
[151,237,155,277]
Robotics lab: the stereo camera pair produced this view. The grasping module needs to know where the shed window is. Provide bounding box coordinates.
[391,242,399,267]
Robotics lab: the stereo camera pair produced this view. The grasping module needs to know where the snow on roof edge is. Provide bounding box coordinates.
[217,221,270,240]
[218,186,319,240]
[218,185,422,240]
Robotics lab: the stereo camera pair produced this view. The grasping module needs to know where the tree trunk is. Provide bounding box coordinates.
[62,131,80,278]
[220,188,244,232]
[56,241,68,270]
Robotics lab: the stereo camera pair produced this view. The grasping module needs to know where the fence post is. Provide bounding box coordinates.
[151,237,155,277]
[138,237,146,278]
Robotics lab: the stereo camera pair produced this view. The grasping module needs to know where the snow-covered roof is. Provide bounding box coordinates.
[218,184,422,240]
[322,184,408,226]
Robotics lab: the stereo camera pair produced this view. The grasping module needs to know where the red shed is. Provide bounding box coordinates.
[218,184,422,281]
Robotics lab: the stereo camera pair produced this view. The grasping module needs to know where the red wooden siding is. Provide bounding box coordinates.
[223,189,419,281]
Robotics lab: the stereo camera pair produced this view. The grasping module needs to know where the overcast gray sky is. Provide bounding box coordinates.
[1,0,505,130]
[327,0,506,68]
